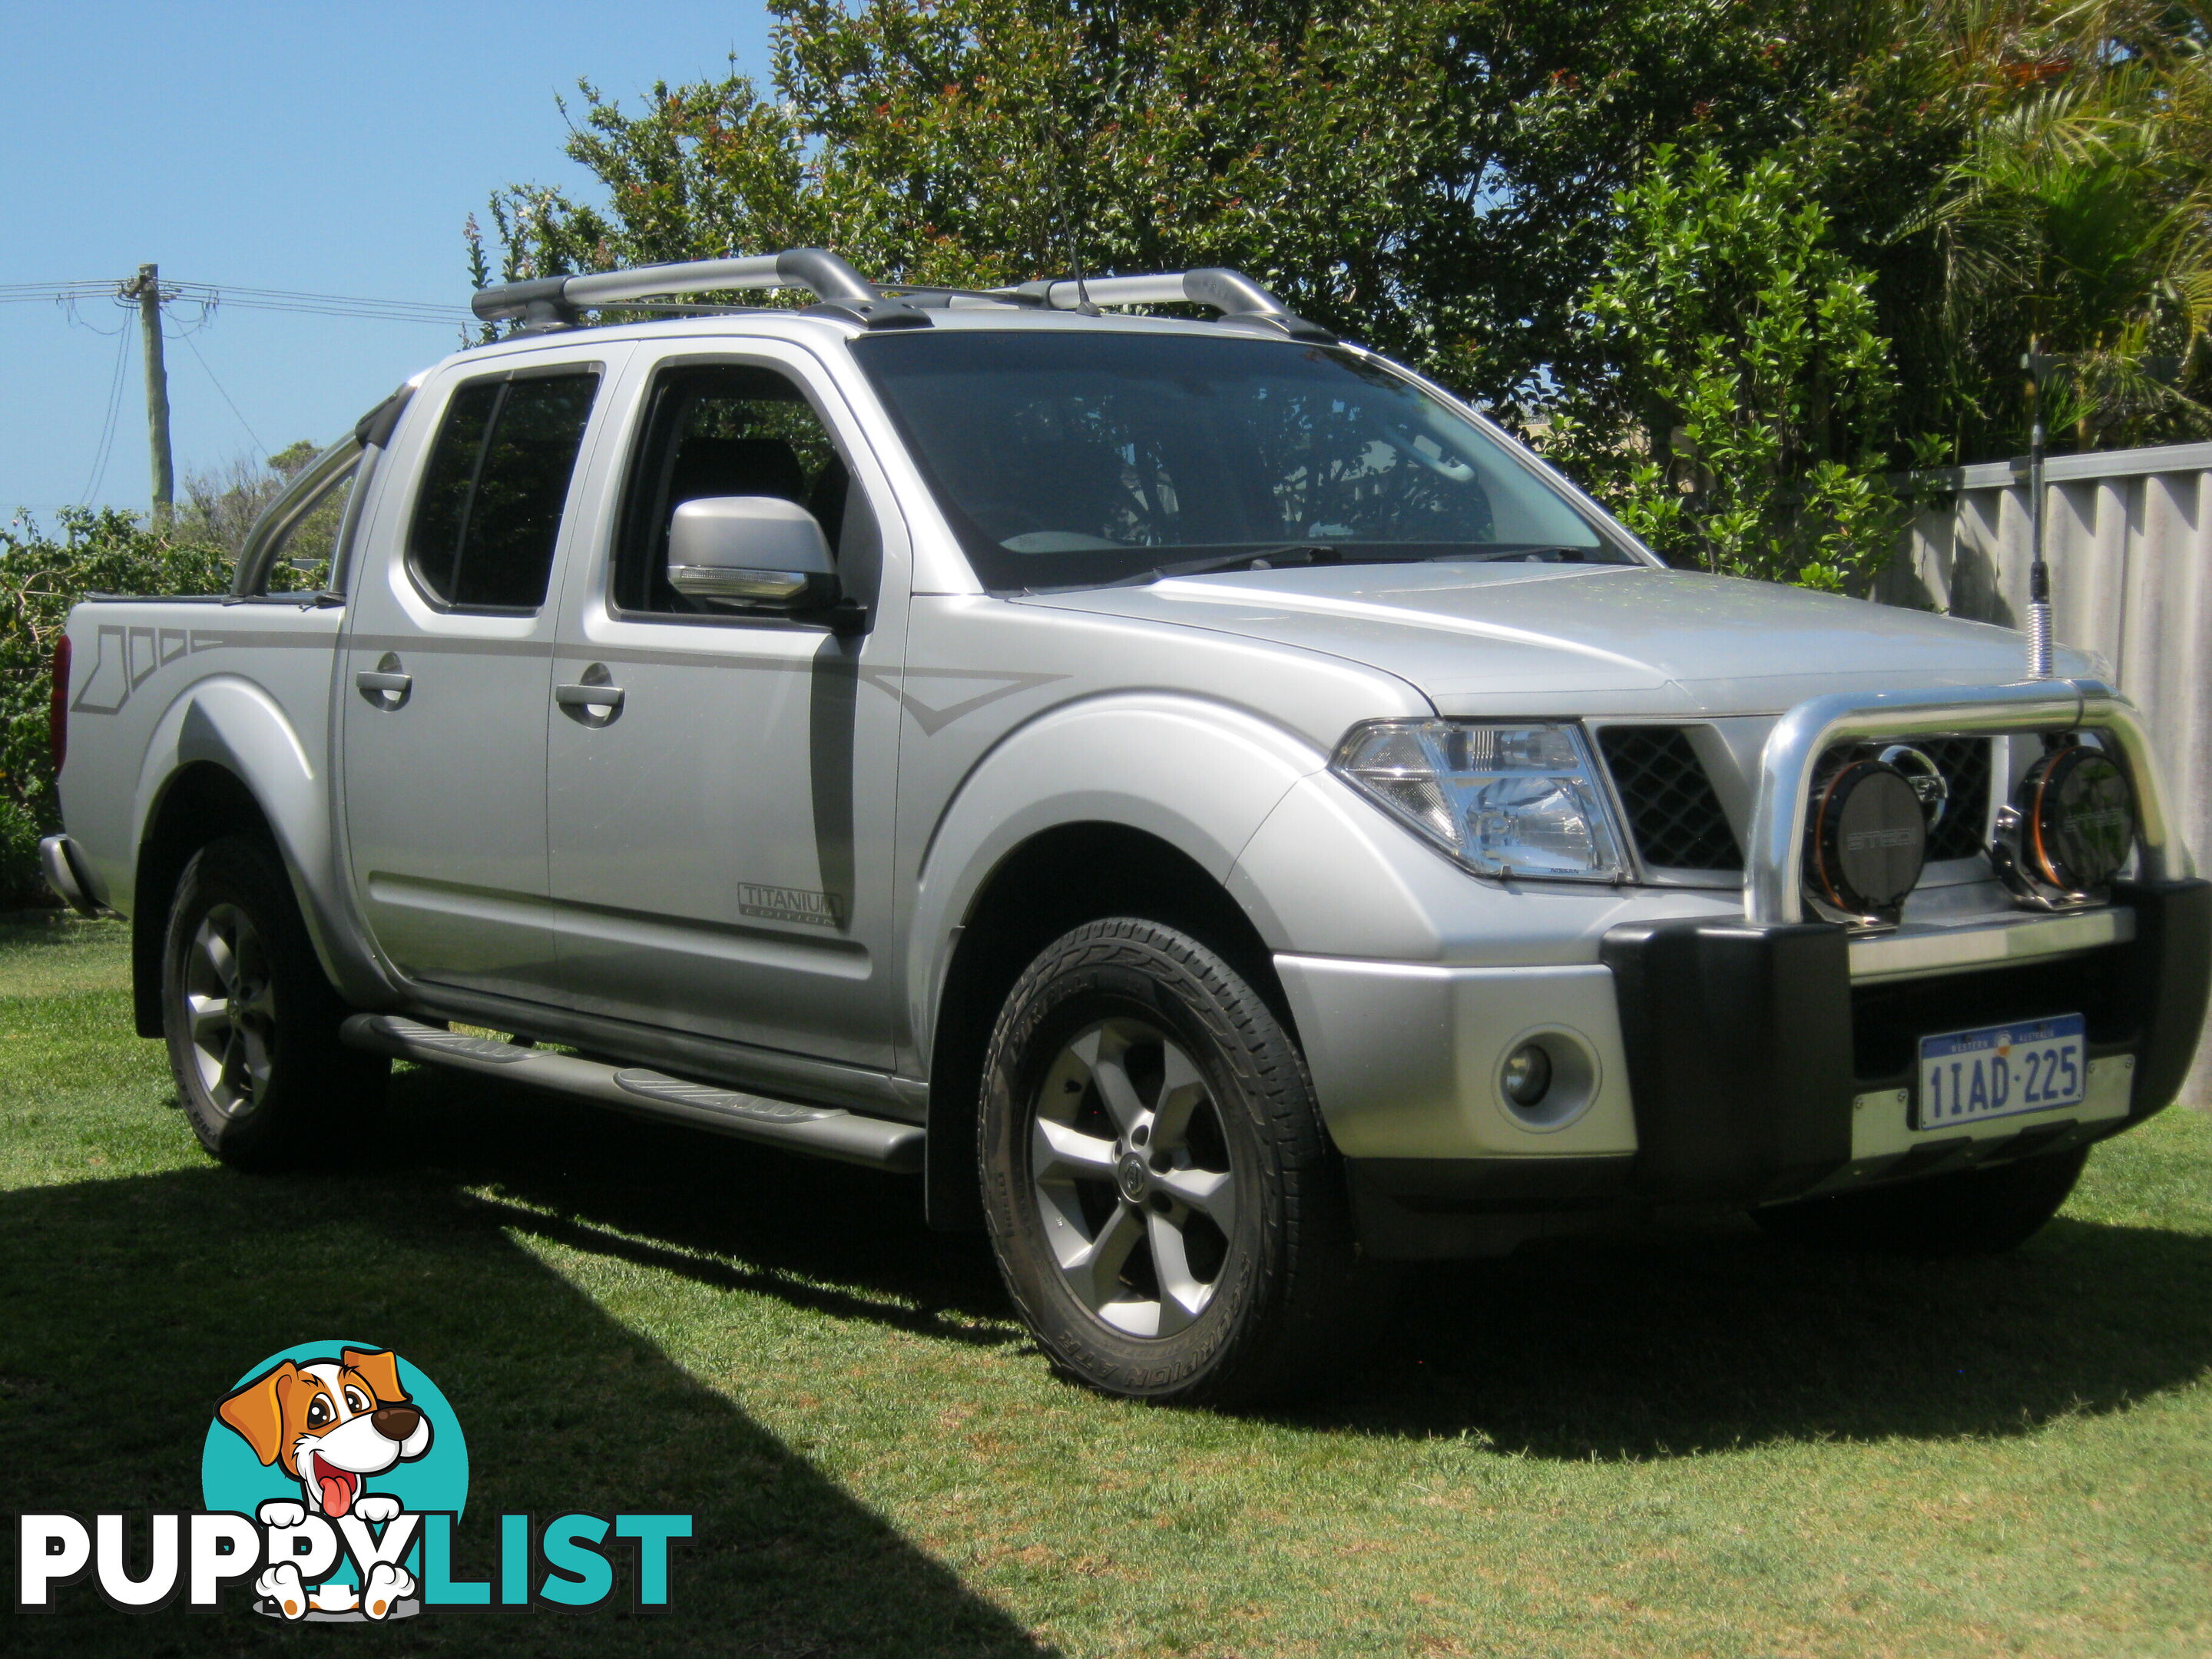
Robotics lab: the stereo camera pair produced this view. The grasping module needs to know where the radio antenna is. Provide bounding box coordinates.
[1051,160,1098,315]
[2022,346,2055,680]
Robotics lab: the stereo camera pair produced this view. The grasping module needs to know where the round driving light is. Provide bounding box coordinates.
[2021,745,2134,892]
[1805,757,1928,918]
[1876,743,1950,830]
[1502,1043,1552,1108]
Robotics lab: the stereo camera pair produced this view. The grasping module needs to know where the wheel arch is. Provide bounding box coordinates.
[125,676,396,1037]
[129,760,281,1038]
[923,820,1296,1230]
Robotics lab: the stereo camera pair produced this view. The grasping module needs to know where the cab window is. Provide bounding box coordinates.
[611,363,876,617]
[408,369,600,611]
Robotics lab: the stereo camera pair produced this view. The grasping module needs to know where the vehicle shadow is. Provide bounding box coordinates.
[375,1061,1022,1342]
[1283,1206,2212,1455]
[370,1065,2212,1462]
[0,1120,1052,1656]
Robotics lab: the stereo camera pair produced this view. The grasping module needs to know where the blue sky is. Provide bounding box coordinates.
[2,2,775,518]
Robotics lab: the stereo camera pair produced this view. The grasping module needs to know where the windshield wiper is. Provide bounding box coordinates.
[1430,544,1604,564]
[1014,541,1595,598]
[1114,546,1336,584]
[1117,543,1342,585]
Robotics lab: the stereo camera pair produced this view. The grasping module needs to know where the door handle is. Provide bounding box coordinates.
[355,653,411,710]
[555,683,624,710]
[555,664,624,723]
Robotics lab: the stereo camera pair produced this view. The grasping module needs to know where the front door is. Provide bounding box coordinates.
[339,357,611,1004]
[544,346,908,1071]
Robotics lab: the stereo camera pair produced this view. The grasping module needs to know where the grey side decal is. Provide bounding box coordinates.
[127,626,158,689]
[69,625,131,715]
[857,667,1068,736]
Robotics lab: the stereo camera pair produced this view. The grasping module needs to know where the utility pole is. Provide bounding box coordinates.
[121,263,174,526]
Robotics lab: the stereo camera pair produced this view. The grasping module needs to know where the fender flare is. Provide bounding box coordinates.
[129,676,389,1007]
[905,691,1327,1070]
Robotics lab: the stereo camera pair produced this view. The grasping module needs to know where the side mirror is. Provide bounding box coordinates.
[667,495,839,611]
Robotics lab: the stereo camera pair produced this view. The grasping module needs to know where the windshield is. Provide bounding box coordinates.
[850,329,1631,591]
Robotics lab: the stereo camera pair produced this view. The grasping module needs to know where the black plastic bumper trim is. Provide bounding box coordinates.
[1597,880,2210,1206]
[1600,917,1856,1201]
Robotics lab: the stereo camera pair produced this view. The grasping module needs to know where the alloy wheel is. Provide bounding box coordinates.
[1027,1015,1240,1338]
[181,902,275,1117]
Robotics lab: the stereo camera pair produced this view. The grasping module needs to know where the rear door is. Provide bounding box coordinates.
[542,343,909,1070]
[339,353,617,1003]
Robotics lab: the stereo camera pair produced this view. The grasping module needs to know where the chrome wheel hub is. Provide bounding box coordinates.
[182,902,275,1118]
[1114,1151,1151,1202]
[1028,1016,1240,1339]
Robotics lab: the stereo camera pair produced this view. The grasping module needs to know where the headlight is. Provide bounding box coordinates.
[1331,720,1626,880]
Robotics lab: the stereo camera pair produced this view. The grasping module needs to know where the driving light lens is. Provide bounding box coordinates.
[1332,720,1625,879]
[1502,1043,1552,1107]
[2023,743,2135,892]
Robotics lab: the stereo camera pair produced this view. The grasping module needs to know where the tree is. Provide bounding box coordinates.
[478,0,1886,422]
[1812,0,2212,458]
[478,0,2212,469]
[1541,147,1908,591]
[175,440,323,559]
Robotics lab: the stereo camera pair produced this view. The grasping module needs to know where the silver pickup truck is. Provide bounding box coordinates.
[44,249,2212,1403]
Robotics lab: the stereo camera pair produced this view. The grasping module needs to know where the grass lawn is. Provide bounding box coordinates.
[3,917,2210,1656]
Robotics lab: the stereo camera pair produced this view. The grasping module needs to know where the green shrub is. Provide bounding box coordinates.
[0,510,232,908]
[1541,146,1909,592]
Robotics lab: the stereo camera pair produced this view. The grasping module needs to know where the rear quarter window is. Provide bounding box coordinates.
[407,369,600,611]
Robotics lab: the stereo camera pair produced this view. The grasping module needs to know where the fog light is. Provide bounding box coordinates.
[1502,1043,1552,1108]
[1994,740,2136,905]
[1803,754,1928,920]
[2023,743,2134,892]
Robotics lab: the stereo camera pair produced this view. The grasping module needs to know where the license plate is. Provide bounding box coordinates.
[1916,1014,2086,1130]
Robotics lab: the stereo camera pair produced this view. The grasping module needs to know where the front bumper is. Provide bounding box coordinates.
[1599,877,2210,1202]
[1295,879,2210,1257]
[1276,677,2212,1256]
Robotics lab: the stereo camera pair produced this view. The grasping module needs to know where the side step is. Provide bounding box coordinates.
[340,1014,924,1173]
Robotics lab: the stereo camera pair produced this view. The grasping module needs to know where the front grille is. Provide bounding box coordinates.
[1917,735,1994,862]
[1598,726,1743,872]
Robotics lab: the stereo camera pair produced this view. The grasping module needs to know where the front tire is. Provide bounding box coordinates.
[1753,1145,2090,1257]
[979,918,1370,1404]
[161,834,386,1170]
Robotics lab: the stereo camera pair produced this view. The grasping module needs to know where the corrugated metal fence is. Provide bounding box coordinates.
[1883,439,2212,1099]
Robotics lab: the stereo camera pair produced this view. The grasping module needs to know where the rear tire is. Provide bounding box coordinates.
[979,917,1374,1405]
[161,834,387,1171]
[1753,1145,2090,1257]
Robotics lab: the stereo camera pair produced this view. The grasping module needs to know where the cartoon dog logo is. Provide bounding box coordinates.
[217,1347,432,1619]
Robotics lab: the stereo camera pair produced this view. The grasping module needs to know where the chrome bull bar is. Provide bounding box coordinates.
[1746,679,2191,926]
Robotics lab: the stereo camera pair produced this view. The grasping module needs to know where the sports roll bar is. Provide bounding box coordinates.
[230,435,359,598]
[1746,679,2190,925]
[231,383,416,597]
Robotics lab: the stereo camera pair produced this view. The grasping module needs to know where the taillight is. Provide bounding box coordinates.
[48,634,70,777]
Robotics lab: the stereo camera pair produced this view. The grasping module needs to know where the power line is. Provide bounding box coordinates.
[0,276,471,326]
[80,320,133,505]
[175,281,469,326]
[174,325,267,459]
[19,267,472,512]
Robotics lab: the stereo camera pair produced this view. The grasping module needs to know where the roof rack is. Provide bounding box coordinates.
[470,248,930,333]
[469,248,1335,343]
[996,270,1334,343]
